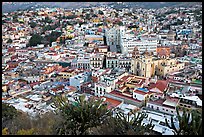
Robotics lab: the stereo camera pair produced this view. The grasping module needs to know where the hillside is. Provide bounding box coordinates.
[2,2,201,13]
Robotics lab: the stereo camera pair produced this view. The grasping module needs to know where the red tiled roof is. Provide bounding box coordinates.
[148,80,168,92]
[66,86,77,92]
[110,90,142,103]
[81,82,91,87]
[115,80,124,85]
[8,48,15,52]
[29,82,40,88]
[165,96,179,103]
[118,86,126,91]
[100,97,122,109]
[148,99,165,106]
[120,75,132,81]
[51,85,64,92]
[156,80,168,92]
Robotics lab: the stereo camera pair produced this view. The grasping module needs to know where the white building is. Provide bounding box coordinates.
[94,82,112,97]
[69,72,90,91]
[146,97,180,116]
[77,55,90,70]
[105,26,120,46]
[119,27,158,55]
[90,53,104,70]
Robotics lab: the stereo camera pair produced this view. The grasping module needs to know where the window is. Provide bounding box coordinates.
[171,111,173,113]
[166,109,168,111]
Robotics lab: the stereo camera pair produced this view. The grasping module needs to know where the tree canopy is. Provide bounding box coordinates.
[7,38,13,43]
[28,34,42,47]
[53,95,112,135]
[2,103,18,122]
[165,108,202,135]
[29,22,37,28]
[53,95,155,135]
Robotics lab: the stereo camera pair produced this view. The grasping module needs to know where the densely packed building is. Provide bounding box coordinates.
[2,3,202,135]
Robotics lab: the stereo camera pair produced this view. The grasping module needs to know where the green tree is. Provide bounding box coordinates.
[2,128,9,135]
[94,110,154,135]
[118,21,123,26]
[7,39,13,43]
[30,22,37,28]
[42,25,52,32]
[115,12,119,18]
[83,42,89,47]
[53,95,112,135]
[66,15,77,19]
[16,128,35,135]
[48,31,62,45]
[28,34,42,47]
[2,103,18,122]
[59,37,65,44]
[98,10,104,15]
[12,14,18,22]
[85,14,90,20]
[43,17,52,23]
[165,108,202,135]
[3,110,59,135]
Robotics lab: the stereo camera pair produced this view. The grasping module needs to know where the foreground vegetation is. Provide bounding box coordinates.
[2,95,202,135]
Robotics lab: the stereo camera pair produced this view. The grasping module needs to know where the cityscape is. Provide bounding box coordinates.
[2,2,202,135]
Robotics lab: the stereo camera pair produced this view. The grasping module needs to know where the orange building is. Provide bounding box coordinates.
[157,46,170,58]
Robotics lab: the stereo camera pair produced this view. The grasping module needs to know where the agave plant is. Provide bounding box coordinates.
[165,107,202,135]
[102,109,154,135]
[53,95,112,135]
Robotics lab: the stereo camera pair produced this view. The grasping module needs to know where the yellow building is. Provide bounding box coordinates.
[58,69,76,79]
[131,47,185,77]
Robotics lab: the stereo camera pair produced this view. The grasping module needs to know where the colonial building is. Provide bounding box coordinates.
[106,56,119,69]
[118,56,131,70]
[90,53,104,70]
[120,28,158,55]
[131,47,185,77]
[105,26,120,46]
[156,46,171,58]
[77,56,90,70]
